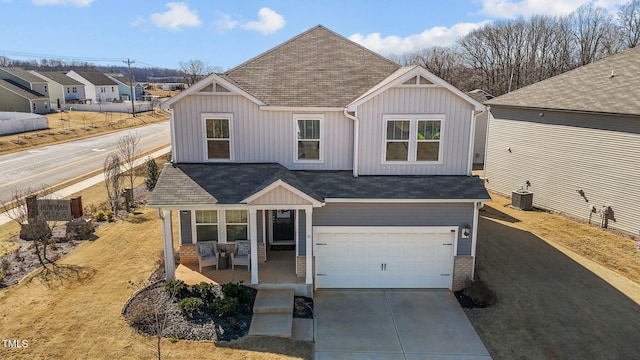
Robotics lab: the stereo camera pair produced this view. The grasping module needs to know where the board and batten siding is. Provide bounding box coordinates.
[172,95,353,170]
[313,202,475,255]
[485,107,640,234]
[356,87,474,175]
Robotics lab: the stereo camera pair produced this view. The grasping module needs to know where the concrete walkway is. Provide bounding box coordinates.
[314,289,491,360]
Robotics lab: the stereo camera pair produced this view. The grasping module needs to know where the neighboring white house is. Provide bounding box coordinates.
[31,71,87,110]
[66,70,118,104]
[467,89,493,165]
[148,26,489,294]
[484,45,640,235]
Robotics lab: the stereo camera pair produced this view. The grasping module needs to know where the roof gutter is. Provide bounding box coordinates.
[343,109,359,177]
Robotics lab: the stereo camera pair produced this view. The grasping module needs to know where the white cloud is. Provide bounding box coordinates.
[137,2,201,30]
[349,22,489,56]
[241,7,285,35]
[32,0,93,6]
[477,0,629,18]
[215,12,238,30]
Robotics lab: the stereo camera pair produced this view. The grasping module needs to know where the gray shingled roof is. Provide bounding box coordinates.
[487,46,640,116]
[148,163,490,207]
[222,25,400,107]
[33,71,84,86]
[0,67,48,84]
[0,79,46,100]
[71,71,118,86]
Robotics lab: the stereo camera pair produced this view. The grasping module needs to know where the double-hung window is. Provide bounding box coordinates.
[203,114,232,161]
[294,115,323,162]
[225,210,247,242]
[383,115,444,163]
[195,210,218,242]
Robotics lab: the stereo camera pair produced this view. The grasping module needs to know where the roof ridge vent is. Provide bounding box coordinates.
[610,70,615,78]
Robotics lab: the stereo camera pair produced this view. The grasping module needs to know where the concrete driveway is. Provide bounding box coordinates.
[314,289,491,359]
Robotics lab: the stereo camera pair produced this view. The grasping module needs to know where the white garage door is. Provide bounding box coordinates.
[314,227,456,289]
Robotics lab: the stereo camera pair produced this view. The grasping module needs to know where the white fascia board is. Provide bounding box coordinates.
[260,106,344,112]
[324,198,489,203]
[347,66,485,112]
[160,73,265,109]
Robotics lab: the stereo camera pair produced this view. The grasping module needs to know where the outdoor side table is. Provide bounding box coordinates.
[219,252,229,270]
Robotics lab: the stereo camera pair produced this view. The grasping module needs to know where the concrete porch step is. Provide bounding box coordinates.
[253,289,294,314]
[248,313,293,338]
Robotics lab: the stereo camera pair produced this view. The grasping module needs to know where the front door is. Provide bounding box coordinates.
[272,210,295,244]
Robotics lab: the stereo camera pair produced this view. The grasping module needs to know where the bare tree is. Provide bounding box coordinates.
[117,132,141,204]
[0,186,60,272]
[179,59,220,86]
[569,4,619,65]
[103,153,123,214]
[617,0,640,48]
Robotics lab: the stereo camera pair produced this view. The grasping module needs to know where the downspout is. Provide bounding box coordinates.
[343,109,359,177]
[468,107,487,176]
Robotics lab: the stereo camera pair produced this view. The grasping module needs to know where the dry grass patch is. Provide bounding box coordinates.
[484,192,640,284]
[0,110,169,156]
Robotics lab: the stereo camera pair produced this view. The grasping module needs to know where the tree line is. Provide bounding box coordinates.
[392,1,640,96]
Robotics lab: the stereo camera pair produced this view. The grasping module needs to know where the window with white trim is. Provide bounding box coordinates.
[203,115,232,160]
[294,115,323,162]
[195,210,218,242]
[383,115,444,163]
[225,210,247,242]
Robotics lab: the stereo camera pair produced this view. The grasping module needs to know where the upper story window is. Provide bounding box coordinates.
[294,114,323,162]
[72,87,77,93]
[383,115,444,163]
[44,85,47,93]
[203,113,233,161]
[67,87,70,94]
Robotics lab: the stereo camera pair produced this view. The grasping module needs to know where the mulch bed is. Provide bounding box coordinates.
[454,290,488,309]
[294,296,313,319]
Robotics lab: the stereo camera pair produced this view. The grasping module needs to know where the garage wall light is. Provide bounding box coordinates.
[461,226,471,239]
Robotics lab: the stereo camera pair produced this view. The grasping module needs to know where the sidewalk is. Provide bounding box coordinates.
[0,147,171,227]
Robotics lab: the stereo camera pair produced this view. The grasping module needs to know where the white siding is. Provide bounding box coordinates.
[485,109,640,234]
[473,111,488,164]
[357,87,474,175]
[172,95,353,170]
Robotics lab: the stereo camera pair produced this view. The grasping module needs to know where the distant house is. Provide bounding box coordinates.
[30,71,87,110]
[466,89,493,165]
[484,46,640,234]
[0,67,51,113]
[66,70,118,104]
[0,79,50,114]
[108,75,144,101]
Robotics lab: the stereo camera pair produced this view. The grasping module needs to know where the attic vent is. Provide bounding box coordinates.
[199,84,214,92]
[403,77,417,85]
[215,83,230,92]
[418,76,432,84]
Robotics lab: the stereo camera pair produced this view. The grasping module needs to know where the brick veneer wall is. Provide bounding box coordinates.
[295,256,315,278]
[453,256,474,291]
[180,244,197,265]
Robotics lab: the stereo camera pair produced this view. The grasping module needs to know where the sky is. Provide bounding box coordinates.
[0,0,632,71]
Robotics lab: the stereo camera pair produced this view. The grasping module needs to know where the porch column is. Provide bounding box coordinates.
[161,209,175,279]
[305,206,313,285]
[249,208,259,284]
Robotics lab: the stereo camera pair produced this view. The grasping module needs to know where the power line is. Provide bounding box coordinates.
[0,49,167,69]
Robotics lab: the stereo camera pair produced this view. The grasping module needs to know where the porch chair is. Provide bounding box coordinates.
[197,241,219,272]
[231,240,251,271]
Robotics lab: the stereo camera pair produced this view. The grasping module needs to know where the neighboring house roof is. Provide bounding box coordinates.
[0,79,47,100]
[0,67,47,84]
[466,89,494,104]
[70,71,118,86]
[109,75,140,86]
[222,25,401,107]
[487,46,640,116]
[33,71,84,86]
[148,163,490,207]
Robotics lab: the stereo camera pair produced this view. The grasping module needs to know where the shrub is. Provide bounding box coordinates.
[191,282,216,302]
[178,297,204,318]
[93,209,114,222]
[222,281,250,301]
[144,156,160,191]
[463,279,497,307]
[164,279,189,299]
[209,297,239,317]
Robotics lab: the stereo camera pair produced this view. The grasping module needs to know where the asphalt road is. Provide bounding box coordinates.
[0,122,170,204]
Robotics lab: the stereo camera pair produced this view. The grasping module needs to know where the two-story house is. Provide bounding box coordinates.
[148,26,489,292]
[66,70,118,104]
[108,75,144,101]
[0,67,51,113]
[30,71,87,110]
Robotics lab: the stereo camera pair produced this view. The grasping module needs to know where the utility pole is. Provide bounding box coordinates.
[123,58,136,117]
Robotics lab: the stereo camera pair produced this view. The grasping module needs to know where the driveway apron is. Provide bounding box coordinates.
[314,289,491,360]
